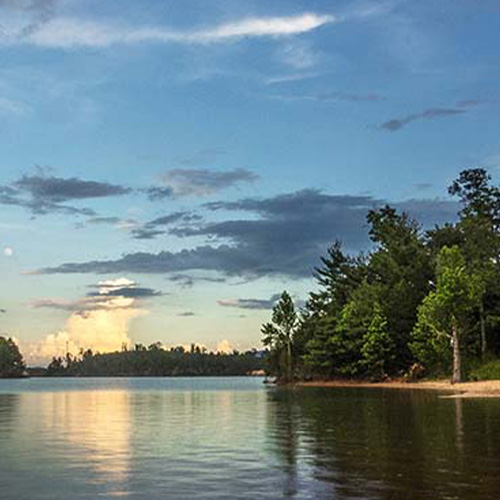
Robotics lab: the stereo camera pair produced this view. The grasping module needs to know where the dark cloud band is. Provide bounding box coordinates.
[36,189,459,279]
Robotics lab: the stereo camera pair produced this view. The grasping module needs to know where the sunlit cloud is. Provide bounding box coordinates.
[216,339,233,354]
[25,278,158,365]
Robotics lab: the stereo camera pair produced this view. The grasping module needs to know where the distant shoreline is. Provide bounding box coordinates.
[297,379,500,398]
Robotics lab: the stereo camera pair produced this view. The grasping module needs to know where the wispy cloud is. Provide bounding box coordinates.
[217,294,281,310]
[264,72,318,85]
[379,100,481,131]
[269,90,383,103]
[0,0,58,37]
[149,168,259,199]
[5,13,336,49]
[277,39,321,69]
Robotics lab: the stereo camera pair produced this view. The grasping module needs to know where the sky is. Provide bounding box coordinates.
[0,0,499,365]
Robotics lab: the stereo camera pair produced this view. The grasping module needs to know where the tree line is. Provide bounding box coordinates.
[262,169,500,384]
[45,343,264,377]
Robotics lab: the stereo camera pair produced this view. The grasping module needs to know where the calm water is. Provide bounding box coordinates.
[1,378,499,499]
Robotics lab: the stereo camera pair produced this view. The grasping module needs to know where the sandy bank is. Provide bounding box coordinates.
[297,379,500,398]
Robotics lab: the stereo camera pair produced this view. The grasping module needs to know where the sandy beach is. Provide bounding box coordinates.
[297,379,500,398]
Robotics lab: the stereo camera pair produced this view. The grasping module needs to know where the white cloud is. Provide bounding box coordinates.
[25,277,151,365]
[3,247,14,257]
[264,72,318,85]
[26,306,144,365]
[11,13,335,49]
[98,277,136,293]
[216,339,234,354]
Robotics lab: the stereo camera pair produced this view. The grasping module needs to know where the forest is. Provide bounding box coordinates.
[262,169,500,384]
[44,344,264,377]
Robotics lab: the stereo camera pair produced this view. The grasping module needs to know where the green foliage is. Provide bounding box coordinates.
[262,291,298,382]
[45,346,264,377]
[367,206,433,369]
[448,168,500,228]
[411,246,476,379]
[0,336,26,378]
[361,304,395,379]
[264,169,500,382]
[469,359,500,381]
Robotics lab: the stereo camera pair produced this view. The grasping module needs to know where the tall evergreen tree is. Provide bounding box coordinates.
[366,206,433,370]
[361,303,395,380]
[262,291,298,382]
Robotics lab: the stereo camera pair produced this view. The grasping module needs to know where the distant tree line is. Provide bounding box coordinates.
[263,169,500,384]
[46,343,264,377]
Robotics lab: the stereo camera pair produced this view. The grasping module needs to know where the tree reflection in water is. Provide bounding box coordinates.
[266,387,500,500]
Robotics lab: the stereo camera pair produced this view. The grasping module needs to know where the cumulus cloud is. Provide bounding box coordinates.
[217,294,281,310]
[36,189,459,279]
[0,173,131,215]
[216,339,233,354]
[26,307,143,366]
[151,168,259,198]
[4,13,335,49]
[26,277,159,365]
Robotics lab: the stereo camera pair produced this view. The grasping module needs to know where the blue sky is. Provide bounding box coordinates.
[0,0,499,364]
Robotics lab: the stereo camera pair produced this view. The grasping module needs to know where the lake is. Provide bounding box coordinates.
[0,377,499,499]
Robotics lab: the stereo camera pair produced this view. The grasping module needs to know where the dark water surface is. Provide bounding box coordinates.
[0,377,499,499]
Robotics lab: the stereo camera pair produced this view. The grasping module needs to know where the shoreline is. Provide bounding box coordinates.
[297,379,500,398]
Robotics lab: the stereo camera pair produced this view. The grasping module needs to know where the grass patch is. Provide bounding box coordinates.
[469,359,500,381]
